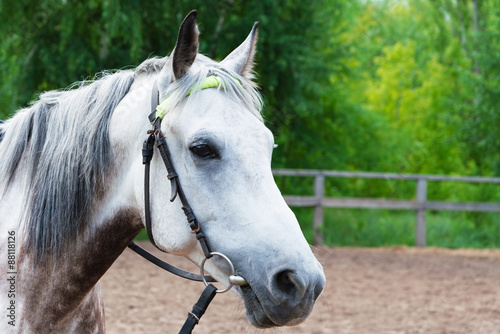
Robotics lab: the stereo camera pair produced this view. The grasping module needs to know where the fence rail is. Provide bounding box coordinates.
[273,169,500,246]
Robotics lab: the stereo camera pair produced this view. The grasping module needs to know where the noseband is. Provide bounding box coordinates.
[128,77,247,334]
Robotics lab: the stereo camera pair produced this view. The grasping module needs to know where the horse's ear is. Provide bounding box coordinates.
[172,10,199,80]
[221,22,259,79]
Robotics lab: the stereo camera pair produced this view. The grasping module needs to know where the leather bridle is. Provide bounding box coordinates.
[140,80,213,259]
[128,78,247,334]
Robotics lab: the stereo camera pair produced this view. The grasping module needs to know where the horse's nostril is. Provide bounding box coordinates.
[276,270,294,293]
[273,270,307,304]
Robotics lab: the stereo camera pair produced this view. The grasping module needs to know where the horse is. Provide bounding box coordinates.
[0,10,325,333]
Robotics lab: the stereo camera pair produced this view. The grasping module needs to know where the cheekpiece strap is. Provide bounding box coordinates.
[143,76,218,258]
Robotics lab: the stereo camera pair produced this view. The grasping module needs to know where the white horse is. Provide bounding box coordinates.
[0,11,325,333]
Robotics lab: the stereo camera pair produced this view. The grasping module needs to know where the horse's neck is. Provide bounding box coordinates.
[18,208,142,333]
[0,74,149,333]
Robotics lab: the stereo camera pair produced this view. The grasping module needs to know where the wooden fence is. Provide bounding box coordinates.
[273,169,500,247]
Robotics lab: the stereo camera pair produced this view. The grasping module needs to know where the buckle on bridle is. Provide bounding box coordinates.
[187,311,200,324]
[142,134,155,165]
[191,224,202,234]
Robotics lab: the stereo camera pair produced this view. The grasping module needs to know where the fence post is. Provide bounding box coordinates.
[313,174,325,246]
[416,178,427,247]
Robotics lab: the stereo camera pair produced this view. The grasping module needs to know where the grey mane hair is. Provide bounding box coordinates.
[134,57,167,76]
[0,70,134,263]
[160,55,263,122]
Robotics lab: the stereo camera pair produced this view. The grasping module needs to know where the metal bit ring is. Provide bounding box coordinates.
[200,252,247,293]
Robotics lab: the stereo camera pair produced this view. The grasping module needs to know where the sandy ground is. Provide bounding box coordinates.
[101,243,500,334]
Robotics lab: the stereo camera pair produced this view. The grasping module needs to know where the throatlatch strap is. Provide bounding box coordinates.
[179,284,218,334]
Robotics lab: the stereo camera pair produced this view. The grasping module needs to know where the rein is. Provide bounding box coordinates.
[127,77,247,334]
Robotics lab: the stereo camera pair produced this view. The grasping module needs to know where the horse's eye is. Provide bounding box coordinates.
[190,144,217,159]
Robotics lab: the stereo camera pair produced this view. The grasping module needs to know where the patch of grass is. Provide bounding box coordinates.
[134,229,149,241]
[292,207,500,248]
[321,209,415,247]
[427,211,500,248]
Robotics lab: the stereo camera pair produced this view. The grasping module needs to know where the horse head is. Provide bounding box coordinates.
[111,10,326,327]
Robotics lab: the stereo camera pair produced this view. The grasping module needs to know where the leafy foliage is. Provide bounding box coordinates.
[1,0,499,246]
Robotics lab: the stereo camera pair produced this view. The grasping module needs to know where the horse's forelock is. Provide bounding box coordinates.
[156,56,263,122]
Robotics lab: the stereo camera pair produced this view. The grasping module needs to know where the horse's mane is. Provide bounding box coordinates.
[0,56,263,263]
[0,69,135,262]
